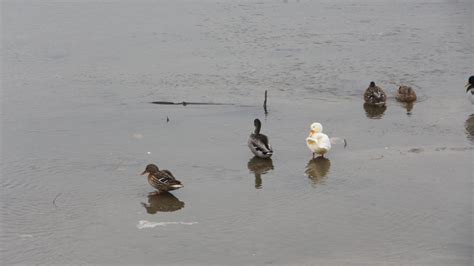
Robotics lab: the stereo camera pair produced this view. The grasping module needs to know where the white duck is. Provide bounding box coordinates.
[306,122,331,158]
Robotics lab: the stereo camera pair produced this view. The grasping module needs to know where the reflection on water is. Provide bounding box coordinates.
[465,114,474,143]
[141,192,185,214]
[3,1,472,263]
[402,102,415,115]
[363,103,386,119]
[247,157,274,189]
[305,157,331,186]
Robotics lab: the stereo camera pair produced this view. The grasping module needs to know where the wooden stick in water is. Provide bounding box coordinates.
[263,90,268,115]
[151,101,232,106]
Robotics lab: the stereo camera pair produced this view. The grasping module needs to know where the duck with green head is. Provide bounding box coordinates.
[248,119,273,158]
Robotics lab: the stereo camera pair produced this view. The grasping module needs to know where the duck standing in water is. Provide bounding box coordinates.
[306,122,331,158]
[364,81,387,106]
[466,76,474,104]
[141,164,183,193]
[395,85,417,102]
[248,119,273,158]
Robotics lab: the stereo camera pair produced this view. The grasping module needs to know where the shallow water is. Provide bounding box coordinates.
[2,0,473,264]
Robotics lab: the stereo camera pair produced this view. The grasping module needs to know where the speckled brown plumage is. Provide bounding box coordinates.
[364,81,387,106]
[396,85,417,102]
[141,164,183,192]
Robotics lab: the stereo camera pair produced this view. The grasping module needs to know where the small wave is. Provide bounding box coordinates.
[137,220,197,229]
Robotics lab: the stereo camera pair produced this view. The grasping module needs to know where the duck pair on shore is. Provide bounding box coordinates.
[364,81,417,106]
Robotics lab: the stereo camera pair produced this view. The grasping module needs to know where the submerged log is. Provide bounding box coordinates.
[150,101,232,106]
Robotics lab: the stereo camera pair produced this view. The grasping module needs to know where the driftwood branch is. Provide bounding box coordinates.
[151,101,232,106]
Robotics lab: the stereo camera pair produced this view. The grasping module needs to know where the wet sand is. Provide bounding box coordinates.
[2,0,473,264]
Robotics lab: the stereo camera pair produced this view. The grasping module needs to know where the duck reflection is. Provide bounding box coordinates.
[363,103,386,119]
[141,192,185,214]
[247,157,274,189]
[465,114,474,143]
[402,101,414,115]
[305,157,331,185]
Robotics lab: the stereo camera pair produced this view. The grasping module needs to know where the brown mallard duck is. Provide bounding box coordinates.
[141,164,183,192]
[395,85,417,102]
[248,119,273,158]
[364,81,387,106]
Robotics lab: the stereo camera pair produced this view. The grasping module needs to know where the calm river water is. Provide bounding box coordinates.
[2,0,472,264]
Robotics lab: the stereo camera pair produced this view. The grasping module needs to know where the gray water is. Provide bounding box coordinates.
[2,0,473,264]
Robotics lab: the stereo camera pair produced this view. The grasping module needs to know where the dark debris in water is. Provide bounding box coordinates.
[408,148,424,153]
[52,193,62,208]
[150,101,233,106]
[371,155,384,160]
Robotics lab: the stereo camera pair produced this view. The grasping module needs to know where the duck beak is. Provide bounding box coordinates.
[141,170,147,175]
